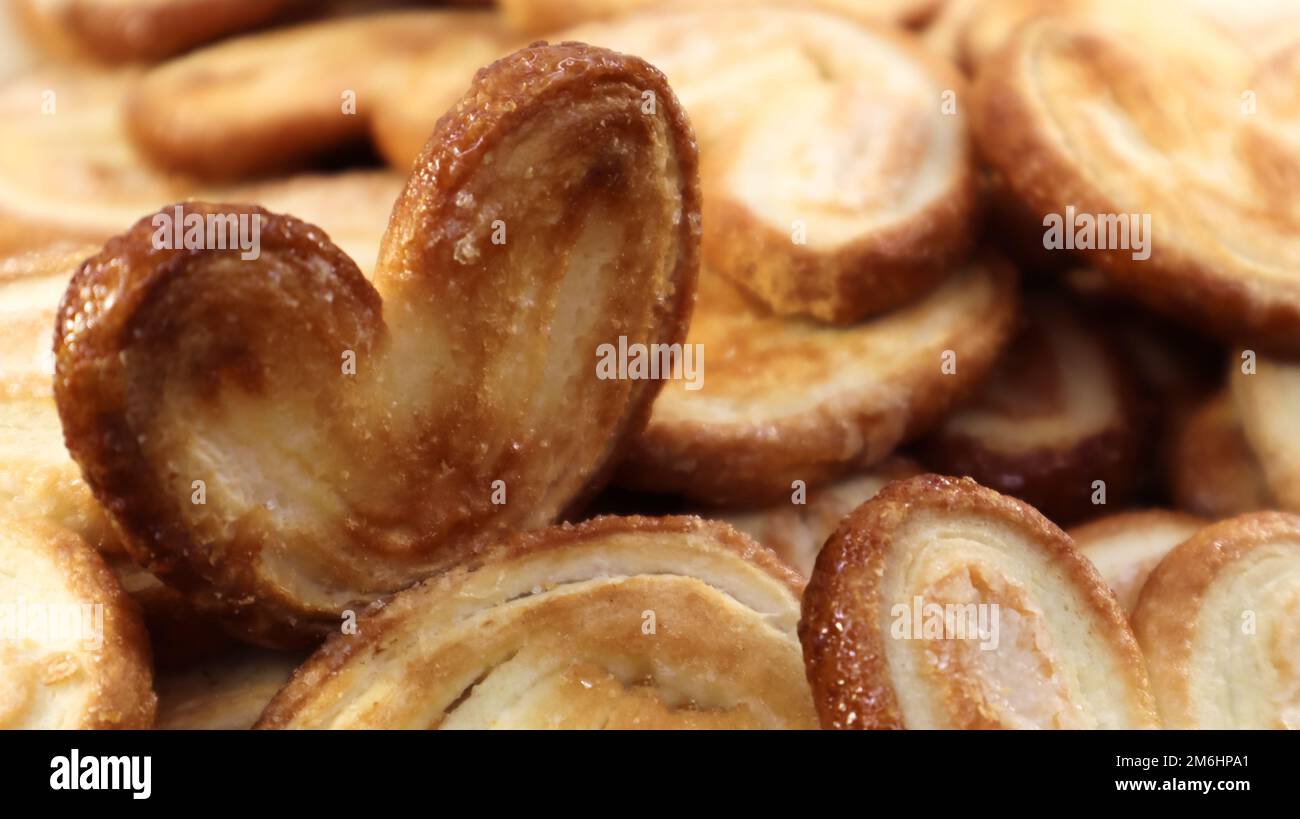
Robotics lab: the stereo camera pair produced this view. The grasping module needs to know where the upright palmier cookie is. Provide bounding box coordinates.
[918,296,1144,524]
[1070,510,1206,614]
[974,13,1300,353]
[1230,352,1300,513]
[713,457,922,580]
[800,475,1159,729]
[618,253,1017,506]
[507,9,976,323]
[258,517,816,729]
[54,43,701,646]
[127,10,517,179]
[1133,513,1300,728]
[0,517,154,728]
[1168,389,1272,519]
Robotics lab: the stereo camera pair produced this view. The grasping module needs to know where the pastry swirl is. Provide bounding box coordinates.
[919,296,1144,524]
[258,516,816,729]
[0,517,154,728]
[1133,512,1300,729]
[619,253,1017,505]
[1070,510,1206,614]
[54,43,701,645]
[974,13,1300,352]
[800,474,1159,729]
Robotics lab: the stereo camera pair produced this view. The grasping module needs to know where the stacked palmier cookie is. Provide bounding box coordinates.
[0,0,1298,730]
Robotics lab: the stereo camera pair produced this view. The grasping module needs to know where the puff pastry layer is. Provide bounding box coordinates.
[619,254,1017,505]
[1133,513,1300,729]
[0,518,154,728]
[258,516,816,729]
[54,43,700,646]
[800,474,1159,729]
[919,296,1144,523]
[1071,510,1205,614]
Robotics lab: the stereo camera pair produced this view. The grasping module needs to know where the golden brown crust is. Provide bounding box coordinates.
[800,474,1159,729]
[258,515,814,729]
[1132,512,1300,728]
[1070,509,1206,614]
[619,252,1018,505]
[54,43,701,646]
[973,15,1300,353]
[918,295,1146,524]
[126,10,517,179]
[1168,389,1272,519]
[0,518,154,728]
[552,9,977,323]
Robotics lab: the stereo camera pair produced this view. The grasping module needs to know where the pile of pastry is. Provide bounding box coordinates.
[1,0,1298,730]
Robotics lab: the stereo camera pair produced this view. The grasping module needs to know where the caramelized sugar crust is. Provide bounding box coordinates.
[258,516,816,729]
[800,474,1158,729]
[54,43,701,646]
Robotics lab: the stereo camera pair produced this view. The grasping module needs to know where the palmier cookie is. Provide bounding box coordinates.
[497,0,943,35]
[1231,352,1300,513]
[618,252,1017,506]
[1070,510,1206,614]
[13,0,305,63]
[155,648,302,729]
[516,9,976,323]
[714,457,922,580]
[126,10,517,179]
[918,296,1145,524]
[1168,389,1272,519]
[0,245,120,553]
[54,43,701,647]
[800,475,1159,729]
[0,517,154,728]
[258,516,816,729]
[1133,513,1300,728]
[974,14,1300,353]
[0,66,404,264]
